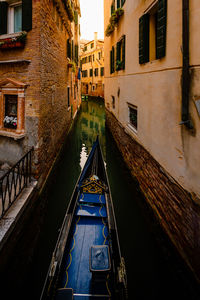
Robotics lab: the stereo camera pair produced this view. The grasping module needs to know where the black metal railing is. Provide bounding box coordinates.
[0,147,34,219]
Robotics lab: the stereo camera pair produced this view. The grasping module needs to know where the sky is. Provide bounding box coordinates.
[79,0,104,41]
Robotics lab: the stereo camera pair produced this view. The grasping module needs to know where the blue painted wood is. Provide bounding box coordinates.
[76,204,107,218]
[79,193,106,205]
[60,216,109,296]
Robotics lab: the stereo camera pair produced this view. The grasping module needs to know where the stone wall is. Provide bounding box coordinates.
[106,109,200,281]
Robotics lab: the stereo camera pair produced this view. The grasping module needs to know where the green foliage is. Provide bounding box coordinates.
[105,8,124,37]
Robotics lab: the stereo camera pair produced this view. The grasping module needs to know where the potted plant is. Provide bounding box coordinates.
[3,116,17,129]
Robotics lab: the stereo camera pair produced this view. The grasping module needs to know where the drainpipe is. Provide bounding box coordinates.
[180,0,193,129]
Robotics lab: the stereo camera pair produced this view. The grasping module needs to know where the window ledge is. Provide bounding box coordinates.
[0,59,31,64]
[0,130,25,140]
[126,123,137,134]
[0,32,25,40]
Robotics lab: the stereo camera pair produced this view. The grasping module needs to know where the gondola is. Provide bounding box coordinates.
[40,136,128,300]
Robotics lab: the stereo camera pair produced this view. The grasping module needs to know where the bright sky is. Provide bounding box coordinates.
[79,0,104,40]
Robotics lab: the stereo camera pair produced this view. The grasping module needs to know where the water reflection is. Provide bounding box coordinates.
[76,98,106,168]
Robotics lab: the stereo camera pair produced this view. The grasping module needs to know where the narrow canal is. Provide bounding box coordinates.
[8,98,200,299]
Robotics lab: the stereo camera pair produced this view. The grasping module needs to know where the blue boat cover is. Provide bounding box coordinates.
[79,193,106,205]
[76,204,107,218]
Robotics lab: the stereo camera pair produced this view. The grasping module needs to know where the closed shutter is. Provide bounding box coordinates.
[122,35,126,70]
[116,41,120,62]
[112,46,115,73]
[117,0,120,9]
[110,50,112,74]
[75,44,78,64]
[0,2,8,35]
[139,14,149,64]
[67,39,71,58]
[74,11,78,25]
[121,0,126,6]
[72,40,74,59]
[22,0,32,31]
[156,0,167,59]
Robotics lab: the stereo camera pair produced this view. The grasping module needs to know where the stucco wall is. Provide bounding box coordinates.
[104,0,200,198]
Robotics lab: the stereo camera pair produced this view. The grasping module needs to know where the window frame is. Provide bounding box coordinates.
[128,103,138,132]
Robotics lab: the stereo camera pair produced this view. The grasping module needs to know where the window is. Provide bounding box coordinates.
[94,68,98,77]
[0,78,26,138]
[128,105,137,131]
[116,35,125,71]
[0,0,32,35]
[84,45,87,51]
[82,70,88,77]
[92,85,95,91]
[98,52,101,60]
[91,43,94,48]
[67,87,70,107]
[110,46,115,74]
[90,69,93,77]
[100,67,104,76]
[89,55,92,62]
[139,0,167,64]
[67,39,71,58]
[111,96,115,109]
[4,95,18,129]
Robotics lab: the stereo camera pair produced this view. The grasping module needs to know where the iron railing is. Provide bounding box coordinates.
[0,147,34,219]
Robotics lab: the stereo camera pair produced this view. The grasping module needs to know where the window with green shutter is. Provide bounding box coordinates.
[22,0,32,32]
[90,69,93,77]
[0,2,8,35]
[101,67,104,76]
[110,47,115,74]
[156,0,167,59]
[139,14,149,64]
[75,44,78,64]
[67,39,71,59]
[116,35,125,71]
[74,10,78,25]
[139,0,167,64]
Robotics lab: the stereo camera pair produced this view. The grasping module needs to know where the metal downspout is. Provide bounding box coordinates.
[180,0,193,129]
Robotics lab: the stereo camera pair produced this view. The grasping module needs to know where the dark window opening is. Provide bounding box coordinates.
[4,95,18,129]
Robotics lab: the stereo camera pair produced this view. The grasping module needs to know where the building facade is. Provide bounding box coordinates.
[80,32,104,98]
[104,0,200,280]
[0,0,81,184]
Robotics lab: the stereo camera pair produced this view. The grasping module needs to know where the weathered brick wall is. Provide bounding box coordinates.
[106,109,200,281]
[37,0,73,181]
[0,0,41,166]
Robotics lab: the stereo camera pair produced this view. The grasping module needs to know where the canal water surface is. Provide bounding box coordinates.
[15,99,200,299]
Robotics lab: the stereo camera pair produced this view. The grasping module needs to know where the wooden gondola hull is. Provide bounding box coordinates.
[40,137,127,300]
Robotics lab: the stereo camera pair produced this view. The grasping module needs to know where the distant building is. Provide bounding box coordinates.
[0,0,81,185]
[80,32,104,98]
[104,0,200,281]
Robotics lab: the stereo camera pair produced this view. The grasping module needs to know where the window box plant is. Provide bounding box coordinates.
[3,116,17,129]
[105,8,124,37]
[0,32,27,49]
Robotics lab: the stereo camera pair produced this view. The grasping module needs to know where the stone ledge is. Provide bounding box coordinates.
[0,60,31,64]
[0,180,38,252]
[0,130,25,140]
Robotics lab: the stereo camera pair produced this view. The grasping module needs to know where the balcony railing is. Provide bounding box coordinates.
[0,147,34,219]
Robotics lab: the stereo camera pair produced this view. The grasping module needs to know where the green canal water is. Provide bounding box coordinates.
[7,99,200,299]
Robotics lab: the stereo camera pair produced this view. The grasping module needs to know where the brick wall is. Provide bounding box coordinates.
[106,109,200,281]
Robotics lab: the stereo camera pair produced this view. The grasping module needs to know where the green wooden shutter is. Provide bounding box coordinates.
[111,3,114,15]
[67,39,71,58]
[156,0,167,59]
[74,11,78,25]
[75,44,78,64]
[112,46,115,73]
[122,35,126,70]
[72,40,74,59]
[117,0,120,9]
[121,0,126,6]
[0,2,8,35]
[22,0,32,31]
[110,50,112,74]
[139,14,149,64]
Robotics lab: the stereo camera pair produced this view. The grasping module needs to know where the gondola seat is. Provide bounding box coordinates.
[55,288,73,300]
[90,245,111,282]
